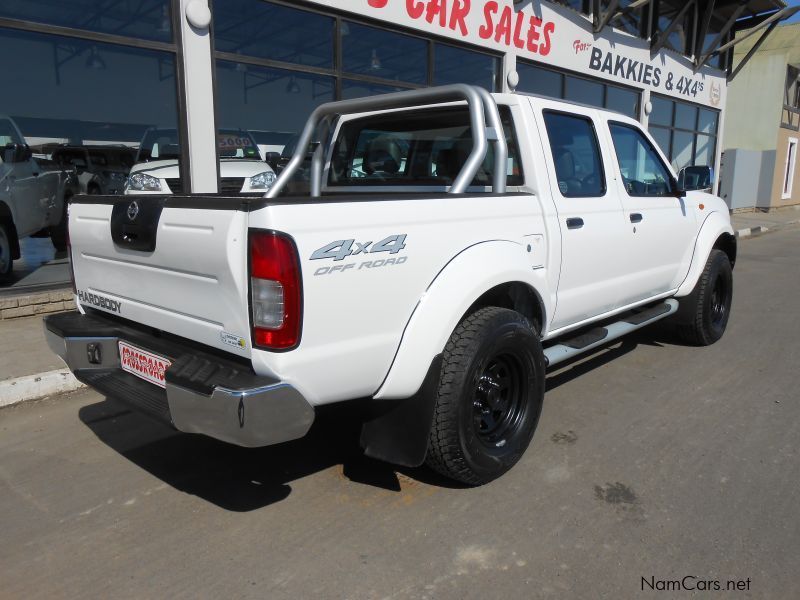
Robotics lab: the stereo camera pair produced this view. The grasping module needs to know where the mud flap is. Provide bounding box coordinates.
[360,354,443,468]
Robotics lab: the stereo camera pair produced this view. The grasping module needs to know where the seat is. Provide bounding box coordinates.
[553,148,582,195]
[363,135,402,176]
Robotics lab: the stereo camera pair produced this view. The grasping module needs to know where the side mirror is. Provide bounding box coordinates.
[264,151,281,171]
[677,165,714,192]
[3,143,32,163]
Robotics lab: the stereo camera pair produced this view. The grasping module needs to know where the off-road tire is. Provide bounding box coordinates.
[674,249,733,346]
[0,221,14,282]
[425,307,545,486]
[50,195,70,252]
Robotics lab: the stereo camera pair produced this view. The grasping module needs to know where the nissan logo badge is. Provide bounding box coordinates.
[127,201,139,221]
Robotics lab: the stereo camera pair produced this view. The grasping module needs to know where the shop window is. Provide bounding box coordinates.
[648,94,718,172]
[213,0,333,69]
[342,22,426,85]
[433,43,498,90]
[543,112,606,198]
[215,60,334,161]
[565,76,604,109]
[517,62,640,119]
[0,25,179,286]
[783,138,798,199]
[609,123,674,197]
[0,0,173,42]
[516,63,562,99]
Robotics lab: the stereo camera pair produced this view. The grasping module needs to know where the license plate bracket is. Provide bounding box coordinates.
[118,341,171,388]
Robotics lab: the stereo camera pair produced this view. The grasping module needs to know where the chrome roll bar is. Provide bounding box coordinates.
[265,84,507,198]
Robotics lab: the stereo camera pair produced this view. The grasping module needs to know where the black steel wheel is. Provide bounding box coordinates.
[674,249,733,346]
[426,307,545,486]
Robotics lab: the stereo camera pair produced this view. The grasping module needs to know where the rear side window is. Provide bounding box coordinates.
[542,111,606,198]
[608,122,675,196]
[328,106,524,188]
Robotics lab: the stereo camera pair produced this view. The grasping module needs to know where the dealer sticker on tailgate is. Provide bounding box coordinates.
[118,341,171,388]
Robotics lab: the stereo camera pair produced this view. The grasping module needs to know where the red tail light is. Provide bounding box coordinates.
[249,230,302,350]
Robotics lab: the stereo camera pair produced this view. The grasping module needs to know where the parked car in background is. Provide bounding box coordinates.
[125,128,276,194]
[0,115,77,281]
[51,145,135,196]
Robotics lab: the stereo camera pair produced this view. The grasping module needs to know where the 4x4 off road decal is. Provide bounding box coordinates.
[310,234,407,276]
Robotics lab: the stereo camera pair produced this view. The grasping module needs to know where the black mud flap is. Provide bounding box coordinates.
[360,354,442,468]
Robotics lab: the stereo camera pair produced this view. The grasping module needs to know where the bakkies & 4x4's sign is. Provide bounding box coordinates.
[310,0,726,108]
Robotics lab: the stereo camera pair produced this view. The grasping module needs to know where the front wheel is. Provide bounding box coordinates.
[425,307,545,486]
[0,221,14,282]
[674,249,733,346]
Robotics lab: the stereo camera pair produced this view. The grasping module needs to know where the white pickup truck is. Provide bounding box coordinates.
[45,86,735,485]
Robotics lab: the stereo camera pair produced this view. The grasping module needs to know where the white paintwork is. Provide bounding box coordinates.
[67,92,733,408]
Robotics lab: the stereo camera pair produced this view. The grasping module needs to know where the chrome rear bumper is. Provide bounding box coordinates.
[44,311,314,448]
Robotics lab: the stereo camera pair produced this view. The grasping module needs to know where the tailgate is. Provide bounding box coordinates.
[69,195,253,358]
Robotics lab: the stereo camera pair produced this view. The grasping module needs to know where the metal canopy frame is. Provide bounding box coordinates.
[593,0,652,34]
[265,84,508,198]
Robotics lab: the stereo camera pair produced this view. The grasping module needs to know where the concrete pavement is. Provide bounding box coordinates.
[0,227,798,598]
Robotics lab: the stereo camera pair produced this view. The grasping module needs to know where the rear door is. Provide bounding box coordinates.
[69,196,252,358]
[533,101,631,331]
[603,120,697,300]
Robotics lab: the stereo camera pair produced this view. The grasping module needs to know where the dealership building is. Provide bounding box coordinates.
[0,0,795,201]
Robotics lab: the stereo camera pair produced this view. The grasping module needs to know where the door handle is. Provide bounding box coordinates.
[629,212,643,223]
[566,217,584,230]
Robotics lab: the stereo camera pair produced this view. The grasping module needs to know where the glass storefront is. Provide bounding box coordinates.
[648,94,719,172]
[0,8,180,286]
[517,61,641,120]
[211,0,501,167]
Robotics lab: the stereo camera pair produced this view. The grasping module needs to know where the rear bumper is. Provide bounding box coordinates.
[44,311,314,448]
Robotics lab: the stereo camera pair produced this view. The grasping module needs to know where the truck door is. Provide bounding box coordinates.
[0,117,45,236]
[536,105,631,331]
[604,121,697,301]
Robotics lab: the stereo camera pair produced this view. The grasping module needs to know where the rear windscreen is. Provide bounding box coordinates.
[328,105,524,188]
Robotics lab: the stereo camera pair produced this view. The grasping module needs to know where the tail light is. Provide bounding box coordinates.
[249,230,302,350]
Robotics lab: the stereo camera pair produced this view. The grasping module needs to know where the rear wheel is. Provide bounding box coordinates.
[51,194,70,252]
[425,307,545,486]
[0,222,14,282]
[674,249,733,346]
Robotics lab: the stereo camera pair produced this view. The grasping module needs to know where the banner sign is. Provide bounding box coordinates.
[309,0,726,108]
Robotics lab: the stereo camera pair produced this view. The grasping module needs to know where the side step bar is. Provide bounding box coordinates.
[543,299,678,368]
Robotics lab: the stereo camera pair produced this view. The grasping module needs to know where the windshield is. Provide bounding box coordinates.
[137,129,262,162]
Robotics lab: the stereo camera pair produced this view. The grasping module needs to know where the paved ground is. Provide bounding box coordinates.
[1,228,799,599]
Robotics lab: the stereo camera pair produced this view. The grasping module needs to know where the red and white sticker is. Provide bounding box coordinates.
[118,341,171,388]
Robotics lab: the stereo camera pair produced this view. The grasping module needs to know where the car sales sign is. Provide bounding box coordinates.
[311,0,726,108]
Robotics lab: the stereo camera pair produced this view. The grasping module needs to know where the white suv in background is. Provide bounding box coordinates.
[125,128,276,195]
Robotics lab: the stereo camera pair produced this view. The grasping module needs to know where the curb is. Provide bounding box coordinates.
[0,369,86,409]
[735,226,768,239]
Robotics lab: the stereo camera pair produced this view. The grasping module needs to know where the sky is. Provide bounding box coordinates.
[785,0,800,24]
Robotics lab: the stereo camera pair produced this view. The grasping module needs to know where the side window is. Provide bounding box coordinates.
[328,106,524,188]
[542,111,606,198]
[0,118,22,147]
[608,122,675,197]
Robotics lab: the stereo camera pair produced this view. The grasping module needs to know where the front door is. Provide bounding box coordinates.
[604,121,697,303]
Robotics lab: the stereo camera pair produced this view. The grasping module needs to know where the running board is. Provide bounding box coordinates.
[543,299,678,368]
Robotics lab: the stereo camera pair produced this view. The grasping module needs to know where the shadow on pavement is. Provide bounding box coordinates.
[79,397,444,511]
[78,328,683,511]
